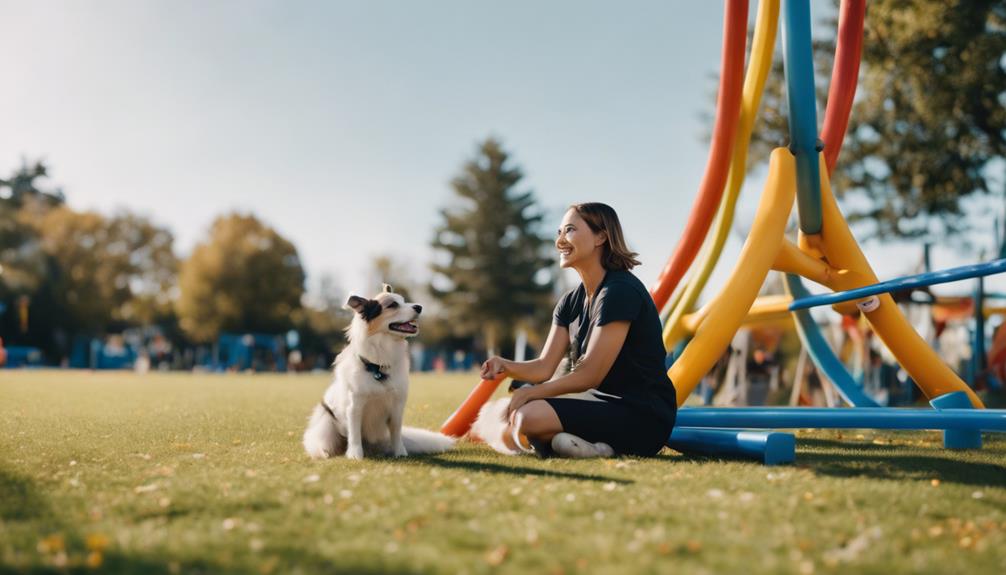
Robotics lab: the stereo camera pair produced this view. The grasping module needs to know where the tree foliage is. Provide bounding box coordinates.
[368,254,417,302]
[32,207,178,333]
[292,273,351,368]
[430,138,555,355]
[176,213,305,342]
[746,0,1006,242]
[0,160,64,297]
[1,161,179,362]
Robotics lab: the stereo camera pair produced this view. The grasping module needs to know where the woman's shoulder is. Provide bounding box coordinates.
[555,283,585,312]
[595,270,648,324]
[559,283,586,302]
[602,269,648,296]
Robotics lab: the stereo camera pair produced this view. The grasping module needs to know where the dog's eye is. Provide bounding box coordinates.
[387,301,399,309]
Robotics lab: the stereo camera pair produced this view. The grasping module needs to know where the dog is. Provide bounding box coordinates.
[302,285,455,459]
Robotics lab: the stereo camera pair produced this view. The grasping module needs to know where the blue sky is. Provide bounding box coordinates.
[3,0,1002,303]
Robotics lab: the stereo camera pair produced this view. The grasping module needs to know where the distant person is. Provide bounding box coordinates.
[477,203,676,458]
[288,349,303,372]
[0,337,7,367]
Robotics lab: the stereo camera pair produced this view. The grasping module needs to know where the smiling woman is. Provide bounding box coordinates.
[479,202,677,458]
[557,203,641,272]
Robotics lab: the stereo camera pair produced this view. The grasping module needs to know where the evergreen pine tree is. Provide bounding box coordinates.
[430,138,555,357]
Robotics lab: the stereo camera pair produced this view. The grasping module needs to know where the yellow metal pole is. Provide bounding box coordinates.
[662,0,780,350]
[669,148,796,404]
[810,154,984,407]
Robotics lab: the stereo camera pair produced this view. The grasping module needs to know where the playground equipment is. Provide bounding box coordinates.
[442,0,1006,464]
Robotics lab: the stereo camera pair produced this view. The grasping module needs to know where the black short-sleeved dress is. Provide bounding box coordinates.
[544,269,677,456]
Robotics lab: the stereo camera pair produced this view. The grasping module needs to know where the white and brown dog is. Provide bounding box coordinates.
[302,285,454,459]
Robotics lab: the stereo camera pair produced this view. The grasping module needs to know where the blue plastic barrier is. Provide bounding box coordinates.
[668,427,796,465]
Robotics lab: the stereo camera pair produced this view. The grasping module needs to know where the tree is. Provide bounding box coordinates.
[430,138,555,356]
[368,254,417,302]
[33,207,178,333]
[1,160,177,362]
[0,159,65,208]
[293,272,351,369]
[745,0,1006,242]
[176,213,305,342]
[0,159,64,298]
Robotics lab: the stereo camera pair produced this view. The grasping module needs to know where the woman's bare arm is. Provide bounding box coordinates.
[507,321,631,414]
[480,323,569,383]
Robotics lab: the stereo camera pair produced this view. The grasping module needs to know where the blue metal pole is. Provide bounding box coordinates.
[783,0,823,234]
[668,427,796,465]
[973,274,986,388]
[930,392,982,449]
[676,406,1006,431]
[789,258,1006,311]
[785,274,881,407]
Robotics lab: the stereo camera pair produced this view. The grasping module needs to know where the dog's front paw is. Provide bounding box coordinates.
[345,445,364,460]
[393,444,408,458]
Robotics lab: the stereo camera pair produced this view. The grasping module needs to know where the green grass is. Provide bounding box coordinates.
[1,370,1005,574]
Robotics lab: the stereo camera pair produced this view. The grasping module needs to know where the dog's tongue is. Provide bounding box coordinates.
[391,321,417,333]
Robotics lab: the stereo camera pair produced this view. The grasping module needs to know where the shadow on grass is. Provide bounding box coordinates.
[800,436,1006,453]
[86,552,430,575]
[663,452,760,466]
[0,465,53,522]
[794,438,1006,488]
[400,455,634,484]
[132,498,284,523]
[0,466,429,575]
[3,545,433,575]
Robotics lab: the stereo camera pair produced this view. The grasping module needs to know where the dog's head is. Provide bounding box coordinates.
[345,284,422,338]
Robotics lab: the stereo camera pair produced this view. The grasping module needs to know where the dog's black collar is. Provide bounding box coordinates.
[359,355,390,382]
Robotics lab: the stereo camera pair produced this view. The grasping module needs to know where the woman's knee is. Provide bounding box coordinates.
[515,400,561,435]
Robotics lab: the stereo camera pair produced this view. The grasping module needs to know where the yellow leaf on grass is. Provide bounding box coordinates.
[86,533,110,551]
[36,534,65,553]
[486,544,508,566]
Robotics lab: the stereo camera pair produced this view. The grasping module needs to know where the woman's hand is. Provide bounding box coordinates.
[480,356,509,380]
[506,384,541,420]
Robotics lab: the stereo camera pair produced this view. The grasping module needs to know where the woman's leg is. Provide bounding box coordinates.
[542,398,672,456]
[501,399,563,450]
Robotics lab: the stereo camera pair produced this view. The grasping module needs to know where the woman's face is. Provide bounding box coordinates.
[556,209,605,269]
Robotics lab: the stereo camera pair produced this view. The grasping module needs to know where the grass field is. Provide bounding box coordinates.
[1,370,1005,574]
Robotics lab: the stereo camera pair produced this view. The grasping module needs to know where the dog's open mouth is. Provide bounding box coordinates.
[389,321,419,335]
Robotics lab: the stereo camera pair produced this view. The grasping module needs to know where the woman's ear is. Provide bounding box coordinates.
[595,231,608,247]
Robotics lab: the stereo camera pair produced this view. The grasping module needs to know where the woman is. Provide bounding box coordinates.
[480,202,676,458]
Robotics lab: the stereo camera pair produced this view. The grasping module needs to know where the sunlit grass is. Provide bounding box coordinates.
[1,370,1005,574]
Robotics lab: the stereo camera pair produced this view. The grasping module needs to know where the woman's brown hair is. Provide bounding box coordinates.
[570,202,641,271]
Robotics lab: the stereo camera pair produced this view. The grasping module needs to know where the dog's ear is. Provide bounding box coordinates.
[382,284,393,294]
[345,295,382,321]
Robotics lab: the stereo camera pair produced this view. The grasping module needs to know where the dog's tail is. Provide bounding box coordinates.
[401,427,456,455]
[469,397,521,455]
[303,403,340,459]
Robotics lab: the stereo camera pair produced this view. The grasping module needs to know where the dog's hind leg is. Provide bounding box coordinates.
[303,404,347,459]
[345,398,366,460]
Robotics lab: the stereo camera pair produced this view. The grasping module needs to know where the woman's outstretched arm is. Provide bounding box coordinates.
[480,323,569,383]
[506,320,631,416]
